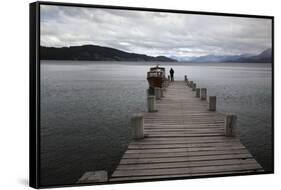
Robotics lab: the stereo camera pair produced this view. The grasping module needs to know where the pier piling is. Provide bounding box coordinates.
[195,88,200,97]
[189,81,194,88]
[154,87,161,100]
[225,114,237,137]
[192,83,196,91]
[200,88,207,100]
[147,96,156,112]
[131,113,144,139]
[208,96,217,111]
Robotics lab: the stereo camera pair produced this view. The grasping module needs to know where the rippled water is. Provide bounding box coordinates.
[40,61,272,186]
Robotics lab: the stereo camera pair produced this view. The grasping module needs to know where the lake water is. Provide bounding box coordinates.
[40,61,272,186]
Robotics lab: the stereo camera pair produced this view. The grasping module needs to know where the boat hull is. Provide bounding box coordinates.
[147,77,164,88]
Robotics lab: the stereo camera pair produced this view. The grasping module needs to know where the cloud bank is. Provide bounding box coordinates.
[41,5,272,58]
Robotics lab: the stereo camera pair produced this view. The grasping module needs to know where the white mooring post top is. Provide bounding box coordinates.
[147,96,156,112]
[131,113,144,139]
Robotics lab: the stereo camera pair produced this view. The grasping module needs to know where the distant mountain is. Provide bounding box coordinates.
[234,48,272,63]
[173,48,272,63]
[40,45,177,62]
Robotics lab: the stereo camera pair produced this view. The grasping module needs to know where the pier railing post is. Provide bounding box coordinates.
[195,88,200,97]
[225,114,237,137]
[131,113,144,139]
[154,87,161,100]
[160,88,164,98]
[200,88,207,100]
[146,88,155,96]
[189,81,193,88]
[147,96,156,112]
[192,83,196,91]
[208,96,216,111]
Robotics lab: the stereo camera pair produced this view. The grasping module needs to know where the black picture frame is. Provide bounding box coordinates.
[30,1,274,188]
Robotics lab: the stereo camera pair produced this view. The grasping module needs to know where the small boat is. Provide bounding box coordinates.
[147,65,166,88]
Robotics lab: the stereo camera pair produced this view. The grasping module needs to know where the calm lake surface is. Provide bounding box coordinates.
[40,61,272,186]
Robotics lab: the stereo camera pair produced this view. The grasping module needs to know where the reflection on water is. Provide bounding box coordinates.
[40,61,272,186]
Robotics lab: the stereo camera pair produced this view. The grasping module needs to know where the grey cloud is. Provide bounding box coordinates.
[40,5,272,57]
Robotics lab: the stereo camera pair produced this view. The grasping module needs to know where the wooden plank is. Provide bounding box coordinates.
[128,142,244,149]
[112,163,261,178]
[125,146,246,154]
[110,169,263,182]
[116,158,258,170]
[119,153,253,165]
[122,149,250,159]
[129,139,239,145]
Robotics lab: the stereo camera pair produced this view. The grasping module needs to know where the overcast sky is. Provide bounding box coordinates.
[40,5,272,58]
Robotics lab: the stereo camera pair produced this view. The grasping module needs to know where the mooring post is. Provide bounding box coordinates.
[208,96,216,111]
[131,113,144,139]
[154,87,161,100]
[189,81,193,88]
[225,114,237,137]
[160,88,164,97]
[192,83,196,91]
[200,88,207,100]
[146,88,154,96]
[195,88,200,97]
[147,96,156,112]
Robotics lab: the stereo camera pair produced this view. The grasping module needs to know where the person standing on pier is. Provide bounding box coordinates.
[170,68,174,81]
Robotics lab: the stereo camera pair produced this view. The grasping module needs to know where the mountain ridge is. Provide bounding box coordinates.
[175,48,272,63]
[40,45,176,62]
[41,45,272,63]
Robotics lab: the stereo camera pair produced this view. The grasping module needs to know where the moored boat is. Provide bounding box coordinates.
[147,65,166,88]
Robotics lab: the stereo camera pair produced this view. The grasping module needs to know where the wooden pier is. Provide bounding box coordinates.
[109,78,263,182]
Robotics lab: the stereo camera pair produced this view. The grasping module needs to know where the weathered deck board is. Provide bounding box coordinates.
[110,81,263,182]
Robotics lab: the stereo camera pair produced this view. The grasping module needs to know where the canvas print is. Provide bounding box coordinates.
[30,2,273,188]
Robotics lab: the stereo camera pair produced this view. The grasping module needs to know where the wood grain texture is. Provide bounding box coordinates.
[110,81,263,181]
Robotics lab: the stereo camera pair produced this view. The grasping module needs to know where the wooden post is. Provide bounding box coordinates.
[225,114,237,137]
[208,96,216,111]
[146,88,154,96]
[160,88,164,98]
[147,96,156,112]
[195,88,200,97]
[192,83,196,91]
[184,75,187,81]
[200,88,207,100]
[189,81,193,88]
[131,113,144,139]
[154,87,161,100]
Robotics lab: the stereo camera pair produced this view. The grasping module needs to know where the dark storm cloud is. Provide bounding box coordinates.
[41,5,272,57]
